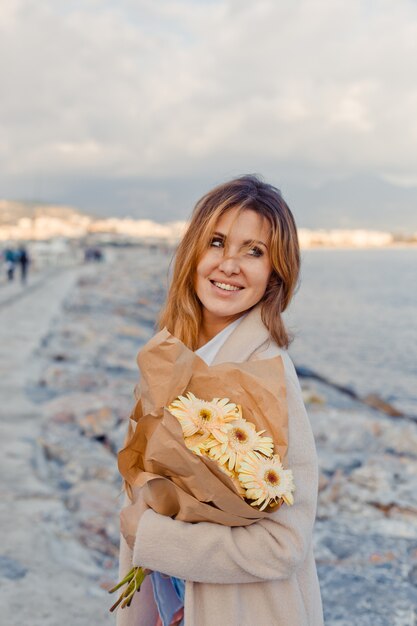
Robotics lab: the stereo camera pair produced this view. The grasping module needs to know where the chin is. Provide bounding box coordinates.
[205,301,249,319]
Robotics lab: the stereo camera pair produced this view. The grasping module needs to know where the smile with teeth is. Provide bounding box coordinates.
[211,281,243,292]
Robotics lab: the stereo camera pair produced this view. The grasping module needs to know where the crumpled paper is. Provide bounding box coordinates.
[118,328,289,545]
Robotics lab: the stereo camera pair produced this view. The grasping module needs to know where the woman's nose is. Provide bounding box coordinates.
[217,254,241,275]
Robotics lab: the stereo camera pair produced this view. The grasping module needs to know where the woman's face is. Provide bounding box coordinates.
[195,208,272,329]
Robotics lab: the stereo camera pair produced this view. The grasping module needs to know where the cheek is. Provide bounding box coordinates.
[196,252,215,279]
[248,262,271,293]
[195,257,210,295]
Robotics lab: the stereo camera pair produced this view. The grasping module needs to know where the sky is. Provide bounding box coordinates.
[1,0,417,230]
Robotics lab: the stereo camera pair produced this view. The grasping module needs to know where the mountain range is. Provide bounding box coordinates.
[1,172,416,235]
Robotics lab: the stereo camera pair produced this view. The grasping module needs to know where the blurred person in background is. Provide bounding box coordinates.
[4,247,17,282]
[17,246,30,284]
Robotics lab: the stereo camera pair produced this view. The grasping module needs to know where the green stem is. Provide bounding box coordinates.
[108,567,135,594]
[109,593,125,613]
[108,566,148,612]
[123,576,139,608]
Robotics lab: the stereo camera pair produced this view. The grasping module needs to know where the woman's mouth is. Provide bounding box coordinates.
[210,280,244,292]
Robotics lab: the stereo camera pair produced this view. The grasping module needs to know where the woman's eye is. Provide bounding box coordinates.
[209,238,263,257]
[210,237,224,248]
[248,246,263,257]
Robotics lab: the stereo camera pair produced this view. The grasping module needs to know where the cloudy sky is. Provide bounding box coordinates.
[1,0,417,229]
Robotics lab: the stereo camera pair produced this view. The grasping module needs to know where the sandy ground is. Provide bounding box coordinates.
[0,265,114,626]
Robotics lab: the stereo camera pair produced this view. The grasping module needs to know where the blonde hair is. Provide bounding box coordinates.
[159,175,300,349]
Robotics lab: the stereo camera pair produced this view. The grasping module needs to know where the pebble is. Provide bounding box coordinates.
[0,555,28,580]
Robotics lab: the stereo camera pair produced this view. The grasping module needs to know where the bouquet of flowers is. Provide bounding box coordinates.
[169,392,294,509]
[109,329,294,611]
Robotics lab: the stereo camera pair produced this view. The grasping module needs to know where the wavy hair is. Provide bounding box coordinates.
[158,175,300,349]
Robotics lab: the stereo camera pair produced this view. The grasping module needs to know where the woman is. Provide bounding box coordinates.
[118,175,324,626]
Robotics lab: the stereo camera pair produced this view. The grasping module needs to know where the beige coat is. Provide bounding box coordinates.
[117,305,324,626]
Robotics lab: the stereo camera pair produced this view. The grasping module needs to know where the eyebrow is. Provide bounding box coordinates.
[213,231,268,249]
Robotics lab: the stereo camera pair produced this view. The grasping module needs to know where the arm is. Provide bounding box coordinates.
[132,356,319,584]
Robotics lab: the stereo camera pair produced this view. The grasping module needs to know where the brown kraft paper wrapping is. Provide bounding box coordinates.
[118,328,289,545]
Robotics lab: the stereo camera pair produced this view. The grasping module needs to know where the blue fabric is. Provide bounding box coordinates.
[171,576,185,602]
[150,572,185,626]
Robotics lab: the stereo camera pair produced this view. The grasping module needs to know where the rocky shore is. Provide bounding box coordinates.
[1,246,416,625]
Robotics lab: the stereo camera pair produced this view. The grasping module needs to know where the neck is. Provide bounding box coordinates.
[197,312,242,348]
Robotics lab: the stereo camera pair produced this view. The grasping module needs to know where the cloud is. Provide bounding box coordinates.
[1,0,417,215]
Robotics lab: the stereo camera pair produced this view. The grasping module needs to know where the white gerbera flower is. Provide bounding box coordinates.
[203,397,240,440]
[238,453,295,511]
[206,417,274,472]
[168,392,237,440]
[168,392,215,437]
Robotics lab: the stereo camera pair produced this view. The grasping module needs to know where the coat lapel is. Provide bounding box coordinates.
[212,303,271,365]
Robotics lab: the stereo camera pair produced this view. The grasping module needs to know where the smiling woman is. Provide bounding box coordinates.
[117,175,324,626]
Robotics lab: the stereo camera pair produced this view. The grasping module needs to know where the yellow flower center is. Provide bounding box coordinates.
[199,408,213,422]
[265,470,280,486]
[232,428,248,443]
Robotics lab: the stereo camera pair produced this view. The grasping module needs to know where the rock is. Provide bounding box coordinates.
[321,534,360,560]
[408,564,417,586]
[42,392,109,420]
[302,385,326,404]
[0,555,28,580]
[348,456,417,512]
[39,435,72,465]
[318,472,329,492]
[65,481,121,559]
[107,419,130,455]
[362,393,404,417]
[318,450,363,477]
[78,406,117,439]
[50,410,75,424]
[101,353,137,375]
[47,531,101,577]
[369,551,396,564]
[379,423,417,459]
[116,324,151,341]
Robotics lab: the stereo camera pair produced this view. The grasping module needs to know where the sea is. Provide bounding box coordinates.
[284,247,417,417]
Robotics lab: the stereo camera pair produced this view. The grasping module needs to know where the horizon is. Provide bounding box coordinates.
[1,181,417,235]
[1,199,416,247]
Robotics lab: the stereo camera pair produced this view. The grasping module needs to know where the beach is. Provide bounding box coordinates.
[0,246,416,626]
